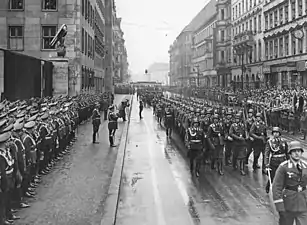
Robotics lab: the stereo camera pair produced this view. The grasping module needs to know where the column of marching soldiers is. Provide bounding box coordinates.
[0,92,112,225]
[139,90,294,191]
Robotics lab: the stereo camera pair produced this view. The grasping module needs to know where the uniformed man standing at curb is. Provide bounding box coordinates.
[272,141,307,225]
[92,104,101,144]
[107,105,118,147]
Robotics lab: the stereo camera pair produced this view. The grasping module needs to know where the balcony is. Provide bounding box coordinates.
[216,20,229,27]
[232,31,255,47]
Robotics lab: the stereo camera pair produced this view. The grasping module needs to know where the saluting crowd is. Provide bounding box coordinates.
[0,92,112,225]
[138,88,307,225]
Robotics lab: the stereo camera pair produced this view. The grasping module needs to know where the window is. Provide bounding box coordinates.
[269,13,273,28]
[85,0,88,18]
[274,10,278,26]
[236,5,238,18]
[242,0,245,12]
[250,0,252,9]
[258,14,261,31]
[285,35,289,55]
[85,31,88,55]
[265,14,268,29]
[82,0,85,16]
[221,9,224,20]
[298,37,303,53]
[253,17,257,32]
[279,7,283,24]
[269,40,273,58]
[8,26,23,50]
[292,39,296,54]
[250,19,252,30]
[81,28,84,53]
[279,37,283,57]
[239,3,241,15]
[285,4,289,22]
[221,50,225,62]
[265,41,268,60]
[258,41,261,60]
[9,0,23,10]
[274,39,278,57]
[221,30,225,42]
[291,0,295,19]
[42,26,56,49]
[42,0,57,10]
[298,0,302,16]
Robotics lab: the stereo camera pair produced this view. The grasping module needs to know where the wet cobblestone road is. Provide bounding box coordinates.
[115,96,278,225]
[15,95,130,225]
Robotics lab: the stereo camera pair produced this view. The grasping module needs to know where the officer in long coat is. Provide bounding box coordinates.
[92,104,101,143]
[272,141,307,225]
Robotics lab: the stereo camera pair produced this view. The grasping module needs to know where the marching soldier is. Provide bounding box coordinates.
[245,109,255,165]
[224,111,233,166]
[229,113,247,175]
[207,114,224,175]
[250,112,267,172]
[272,141,307,225]
[92,104,101,143]
[185,118,203,177]
[108,105,118,147]
[164,103,174,137]
[264,127,288,193]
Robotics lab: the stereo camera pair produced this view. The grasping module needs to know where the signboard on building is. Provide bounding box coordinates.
[263,65,270,73]
[296,61,306,71]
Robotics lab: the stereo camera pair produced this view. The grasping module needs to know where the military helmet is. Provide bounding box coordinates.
[256,112,262,118]
[192,118,200,124]
[235,113,241,119]
[271,127,281,135]
[213,114,219,119]
[248,109,254,113]
[287,141,303,154]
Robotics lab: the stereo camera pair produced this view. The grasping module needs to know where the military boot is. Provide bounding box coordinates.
[218,162,224,176]
[240,161,246,176]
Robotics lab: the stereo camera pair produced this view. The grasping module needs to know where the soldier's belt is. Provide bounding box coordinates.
[6,168,13,175]
[272,154,286,158]
[190,140,201,143]
[46,136,52,140]
[285,185,306,192]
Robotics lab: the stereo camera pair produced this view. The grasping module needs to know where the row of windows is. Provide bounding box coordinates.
[8,25,57,50]
[9,0,57,10]
[264,0,307,30]
[233,14,262,36]
[264,30,307,59]
[194,22,215,45]
[81,0,96,29]
[81,28,95,59]
[233,41,262,65]
[232,0,262,20]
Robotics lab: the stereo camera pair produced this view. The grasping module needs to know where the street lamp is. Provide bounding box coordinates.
[233,47,246,90]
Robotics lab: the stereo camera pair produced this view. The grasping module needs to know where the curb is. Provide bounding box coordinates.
[100,95,134,225]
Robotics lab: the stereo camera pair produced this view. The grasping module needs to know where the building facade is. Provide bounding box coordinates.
[263,0,307,88]
[113,17,129,84]
[169,1,217,87]
[215,0,232,87]
[0,0,128,95]
[191,0,217,88]
[230,0,264,90]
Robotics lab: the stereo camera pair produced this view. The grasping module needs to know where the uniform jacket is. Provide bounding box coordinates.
[272,159,307,212]
[264,137,287,166]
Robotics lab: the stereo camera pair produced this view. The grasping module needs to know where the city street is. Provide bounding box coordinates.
[115,96,278,225]
[14,95,131,225]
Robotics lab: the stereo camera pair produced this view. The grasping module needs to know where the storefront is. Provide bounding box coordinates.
[296,60,307,87]
[266,62,297,89]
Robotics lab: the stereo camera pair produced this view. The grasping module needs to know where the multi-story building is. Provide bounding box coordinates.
[113,17,129,84]
[0,0,108,95]
[192,0,217,87]
[168,5,212,87]
[263,0,307,88]
[230,0,264,90]
[215,0,232,87]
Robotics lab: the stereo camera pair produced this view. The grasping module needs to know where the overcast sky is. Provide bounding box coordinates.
[115,0,209,75]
